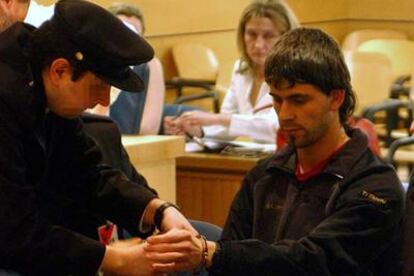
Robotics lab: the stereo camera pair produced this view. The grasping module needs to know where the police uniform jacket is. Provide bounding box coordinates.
[0,23,157,275]
[210,128,404,275]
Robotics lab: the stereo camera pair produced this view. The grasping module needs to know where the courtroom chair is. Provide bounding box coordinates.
[358,39,414,98]
[342,29,407,52]
[190,219,223,241]
[166,43,221,113]
[344,51,393,116]
[385,136,414,172]
[343,51,411,146]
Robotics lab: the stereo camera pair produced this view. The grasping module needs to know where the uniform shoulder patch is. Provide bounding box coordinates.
[361,190,387,206]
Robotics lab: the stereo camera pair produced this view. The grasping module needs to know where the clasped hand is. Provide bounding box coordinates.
[144,228,205,274]
[105,229,204,276]
[163,110,219,137]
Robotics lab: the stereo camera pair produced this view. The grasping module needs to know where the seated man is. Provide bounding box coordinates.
[145,27,405,275]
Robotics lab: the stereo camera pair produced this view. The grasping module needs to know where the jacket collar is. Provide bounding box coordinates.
[0,22,35,73]
[0,22,46,134]
[267,127,369,179]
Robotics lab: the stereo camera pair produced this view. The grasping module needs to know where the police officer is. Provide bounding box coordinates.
[0,0,194,274]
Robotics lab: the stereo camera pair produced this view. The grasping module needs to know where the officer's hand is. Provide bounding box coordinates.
[101,240,159,276]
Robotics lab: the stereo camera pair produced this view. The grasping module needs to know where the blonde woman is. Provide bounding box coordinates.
[164,0,299,143]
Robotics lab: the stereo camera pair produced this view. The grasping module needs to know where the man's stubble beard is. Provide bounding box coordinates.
[0,5,14,32]
[0,18,13,32]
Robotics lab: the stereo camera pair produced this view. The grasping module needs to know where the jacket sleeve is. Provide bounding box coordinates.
[212,168,404,275]
[44,113,158,236]
[0,111,105,275]
[227,109,278,143]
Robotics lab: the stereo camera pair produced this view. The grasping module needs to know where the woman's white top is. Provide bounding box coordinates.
[24,0,54,27]
[203,60,279,143]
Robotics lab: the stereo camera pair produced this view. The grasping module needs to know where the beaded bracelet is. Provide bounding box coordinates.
[193,234,208,275]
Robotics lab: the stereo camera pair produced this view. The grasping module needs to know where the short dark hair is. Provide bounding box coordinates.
[108,3,145,34]
[29,20,88,81]
[265,27,356,125]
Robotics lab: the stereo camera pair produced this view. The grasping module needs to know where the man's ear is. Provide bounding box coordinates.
[329,89,345,111]
[47,58,72,86]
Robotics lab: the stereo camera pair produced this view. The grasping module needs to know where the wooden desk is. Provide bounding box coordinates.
[122,135,185,203]
[176,153,259,227]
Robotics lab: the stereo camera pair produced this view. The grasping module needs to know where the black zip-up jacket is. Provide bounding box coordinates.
[210,128,404,275]
[0,23,157,275]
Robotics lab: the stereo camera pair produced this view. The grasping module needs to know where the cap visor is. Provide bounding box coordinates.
[97,67,145,93]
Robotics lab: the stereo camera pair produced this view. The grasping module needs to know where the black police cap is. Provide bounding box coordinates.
[52,0,154,92]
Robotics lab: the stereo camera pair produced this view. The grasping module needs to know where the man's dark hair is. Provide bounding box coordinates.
[29,20,88,81]
[265,27,356,125]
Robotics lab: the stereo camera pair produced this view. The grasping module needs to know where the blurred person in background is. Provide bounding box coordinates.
[164,0,299,143]
[89,3,166,135]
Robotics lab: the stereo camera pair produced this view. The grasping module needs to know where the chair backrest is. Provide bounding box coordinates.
[343,51,393,115]
[172,43,219,81]
[358,39,414,81]
[342,29,407,51]
[189,219,222,241]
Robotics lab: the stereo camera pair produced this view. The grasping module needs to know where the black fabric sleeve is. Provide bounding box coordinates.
[44,113,158,236]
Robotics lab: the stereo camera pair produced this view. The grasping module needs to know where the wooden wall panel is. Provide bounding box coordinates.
[285,0,347,22]
[124,0,248,36]
[177,172,242,227]
[348,0,414,21]
[147,30,238,87]
[37,0,414,89]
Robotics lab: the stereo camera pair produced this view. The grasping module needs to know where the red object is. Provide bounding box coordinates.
[295,143,346,182]
[98,223,117,245]
[348,117,381,157]
[276,130,287,150]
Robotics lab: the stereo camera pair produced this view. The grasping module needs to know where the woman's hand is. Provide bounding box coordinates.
[179,110,222,126]
[163,116,186,135]
[163,115,203,138]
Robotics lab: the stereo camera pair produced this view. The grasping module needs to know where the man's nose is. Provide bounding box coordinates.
[277,102,295,121]
[96,86,111,106]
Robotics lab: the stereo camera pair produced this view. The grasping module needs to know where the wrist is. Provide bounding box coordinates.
[206,241,217,268]
[153,201,180,230]
[193,234,208,275]
[100,245,124,273]
[143,198,165,227]
[218,113,231,127]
